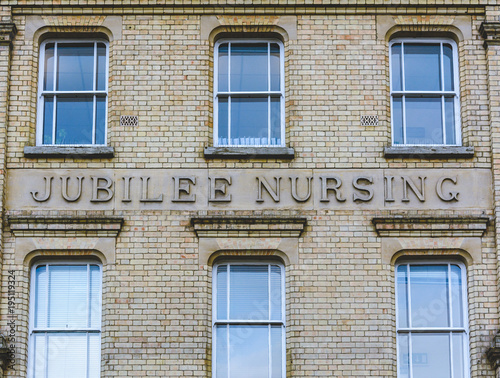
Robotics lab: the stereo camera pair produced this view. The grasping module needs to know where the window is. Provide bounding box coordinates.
[213,262,285,377]
[396,262,469,378]
[390,40,460,146]
[214,40,285,147]
[28,263,102,378]
[37,40,108,145]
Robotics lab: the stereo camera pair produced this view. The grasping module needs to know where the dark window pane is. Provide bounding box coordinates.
[445,97,456,145]
[217,98,229,145]
[270,43,280,91]
[391,43,402,91]
[44,43,55,91]
[95,97,106,144]
[218,43,229,92]
[404,44,441,91]
[397,265,408,328]
[271,97,281,145]
[230,44,268,92]
[443,44,454,92]
[57,43,94,91]
[96,43,106,91]
[43,97,54,144]
[230,97,268,145]
[405,97,443,145]
[55,97,93,144]
[392,97,403,144]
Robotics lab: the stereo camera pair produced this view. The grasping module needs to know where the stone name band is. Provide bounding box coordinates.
[9,169,490,210]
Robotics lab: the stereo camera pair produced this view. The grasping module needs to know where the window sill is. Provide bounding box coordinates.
[204,146,295,159]
[384,146,474,159]
[24,146,114,159]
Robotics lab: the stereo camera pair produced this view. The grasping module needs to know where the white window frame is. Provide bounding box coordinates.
[389,38,461,146]
[36,39,109,146]
[395,261,470,378]
[213,39,286,147]
[212,261,286,377]
[27,261,102,378]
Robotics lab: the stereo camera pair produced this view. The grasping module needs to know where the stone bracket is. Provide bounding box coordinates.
[0,23,17,45]
[487,331,500,370]
[480,22,500,48]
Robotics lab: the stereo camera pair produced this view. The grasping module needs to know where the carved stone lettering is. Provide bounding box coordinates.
[402,176,426,202]
[140,177,163,202]
[290,176,312,203]
[91,176,114,202]
[436,176,459,202]
[320,176,346,202]
[172,176,196,202]
[209,177,232,202]
[256,177,281,203]
[122,177,133,203]
[61,176,84,202]
[384,176,395,202]
[31,176,53,202]
[352,176,374,202]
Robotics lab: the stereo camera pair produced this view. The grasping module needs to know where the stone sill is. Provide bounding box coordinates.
[204,146,295,159]
[384,146,474,159]
[24,146,114,159]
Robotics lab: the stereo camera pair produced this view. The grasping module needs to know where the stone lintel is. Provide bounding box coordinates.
[204,146,295,160]
[480,22,500,47]
[373,216,489,237]
[191,217,306,238]
[24,145,115,159]
[384,146,474,159]
[8,216,124,237]
[0,23,17,44]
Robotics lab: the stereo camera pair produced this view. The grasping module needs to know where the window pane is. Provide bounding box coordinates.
[411,333,451,378]
[229,325,269,378]
[392,97,403,145]
[405,97,443,145]
[43,97,54,145]
[218,43,229,92]
[217,98,229,145]
[397,265,408,328]
[270,265,282,320]
[404,44,441,91]
[44,43,55,91]
[46,333,88,378]
[230,44,268,92]
[48,265,88,328]
[215,325,228,378]
[452,333,465,378]
[270,97,281,146]
[95,97,106,145]
[445,97,456,145]
[410,265,449,328]
[55,97,93,144]
[89,265,101,329]
[56,43,94,91]
[397,334,410,378]
[88,333,101,378]
[32,333,47,377]
[391,43,402,91]
[217,265,228,320]
[270,43,280,91]
[450,264,464,327]
[231,98,268,146]
[271,326,283,378]
[96,43,106,91]
[229,265,269,320]
[34,266,48,328]
[443,44,454,91]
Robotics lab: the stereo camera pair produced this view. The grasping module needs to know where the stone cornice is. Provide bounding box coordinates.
[0,23,16,45]
[480,22,500,47]
[7,216,124,237]
[191,217,307,238]
[372,216,489,237]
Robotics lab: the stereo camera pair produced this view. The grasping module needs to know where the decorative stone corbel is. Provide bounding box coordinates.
[0,333,11,369]
[0,23,16,45]
[486,331,500,370]
[480,22,500,48]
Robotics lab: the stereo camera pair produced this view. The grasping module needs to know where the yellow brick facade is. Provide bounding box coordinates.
[0,1,499,377]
